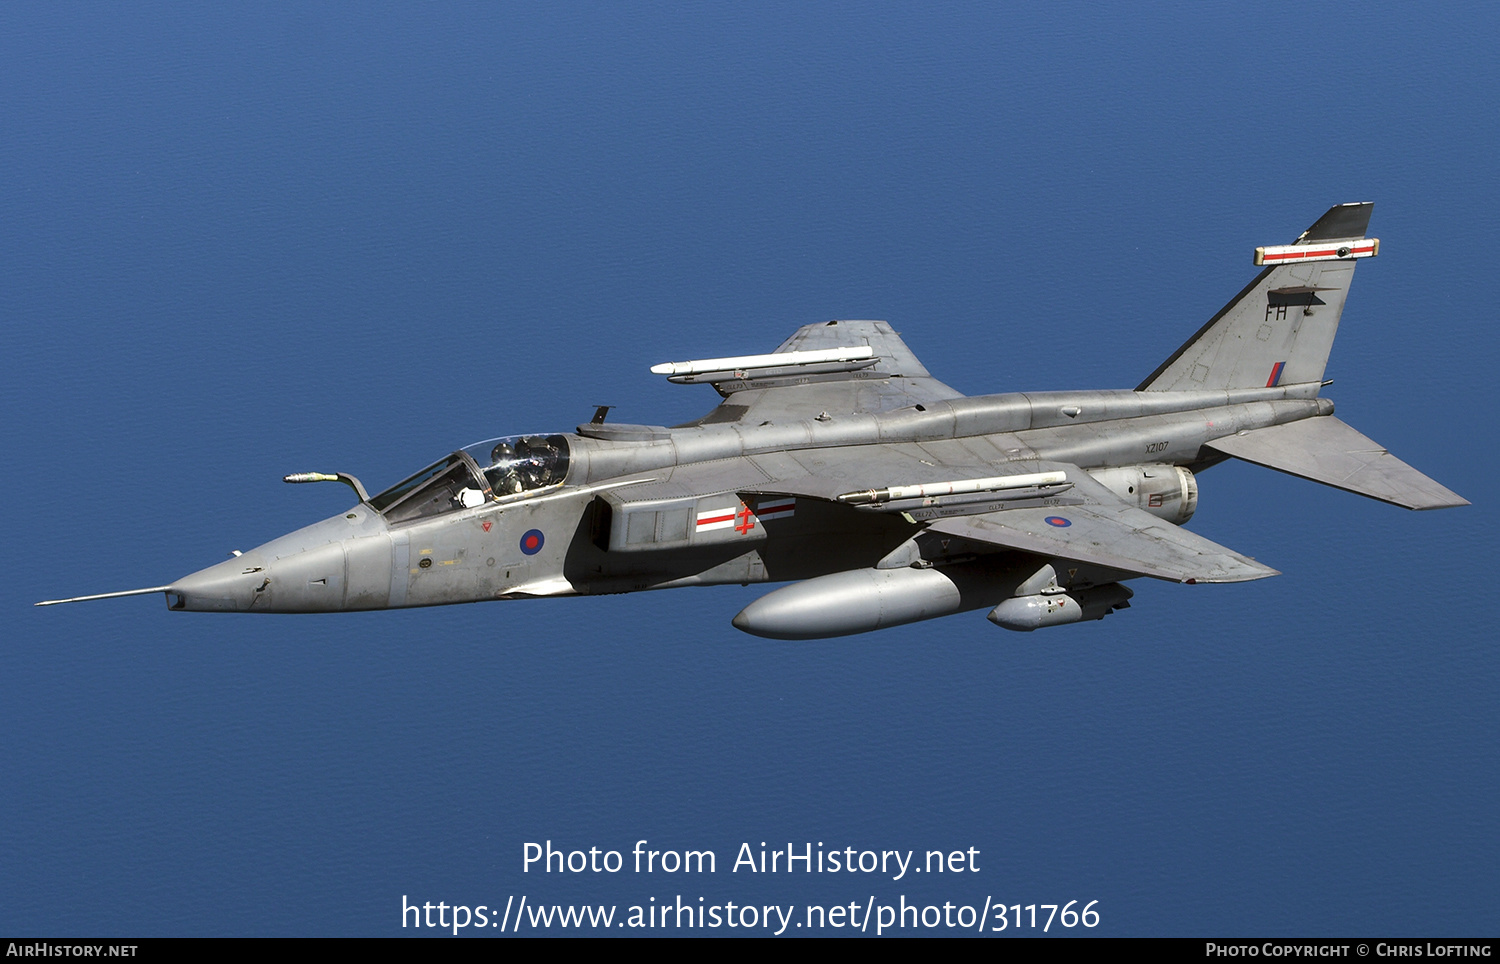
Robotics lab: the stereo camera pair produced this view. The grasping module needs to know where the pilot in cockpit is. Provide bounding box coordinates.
[485,440,525,496]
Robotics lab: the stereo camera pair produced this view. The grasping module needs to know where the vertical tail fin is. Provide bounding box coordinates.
[1138,202,1376,392]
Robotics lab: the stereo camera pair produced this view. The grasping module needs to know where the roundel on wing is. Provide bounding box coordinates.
[520,529,545,555]
[1044,516,1072,528]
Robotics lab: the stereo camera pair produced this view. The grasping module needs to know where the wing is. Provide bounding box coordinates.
[735,448,1279,584]
[922,466,1278,584]
[669,320,964,426]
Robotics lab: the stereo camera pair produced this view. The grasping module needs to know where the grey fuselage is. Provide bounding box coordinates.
[166,383,1324,614]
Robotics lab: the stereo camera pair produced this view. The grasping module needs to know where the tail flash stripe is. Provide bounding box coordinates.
[1266,361,1286,388]
[1256,241,1379,265]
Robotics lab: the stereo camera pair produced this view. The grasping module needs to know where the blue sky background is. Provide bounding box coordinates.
[2,3,1496,936]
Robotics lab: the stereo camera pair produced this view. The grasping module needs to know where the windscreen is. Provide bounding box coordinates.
[369,434,572,525]
[368,455,486,524]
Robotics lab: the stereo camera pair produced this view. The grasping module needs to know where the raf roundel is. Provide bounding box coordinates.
[520,529,545,555]
[1044,516,1072,528]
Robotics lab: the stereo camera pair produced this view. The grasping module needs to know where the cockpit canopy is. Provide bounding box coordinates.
[368,434,571,524]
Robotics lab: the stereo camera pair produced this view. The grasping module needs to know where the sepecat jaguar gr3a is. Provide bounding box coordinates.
[38,203,1467,637]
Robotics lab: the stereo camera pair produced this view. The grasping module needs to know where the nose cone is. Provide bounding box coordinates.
[168,508,393,613]
[169,554,271,612]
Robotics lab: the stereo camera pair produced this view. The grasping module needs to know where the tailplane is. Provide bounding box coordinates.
[1138,202,1377,392]
[1204,416,1468,510]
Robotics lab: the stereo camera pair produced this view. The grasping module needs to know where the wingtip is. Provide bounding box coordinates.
[1184,565,1281,584]
[1410,496,1471,510]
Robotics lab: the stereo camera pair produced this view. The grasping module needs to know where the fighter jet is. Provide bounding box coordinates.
[37,203,1468,637]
